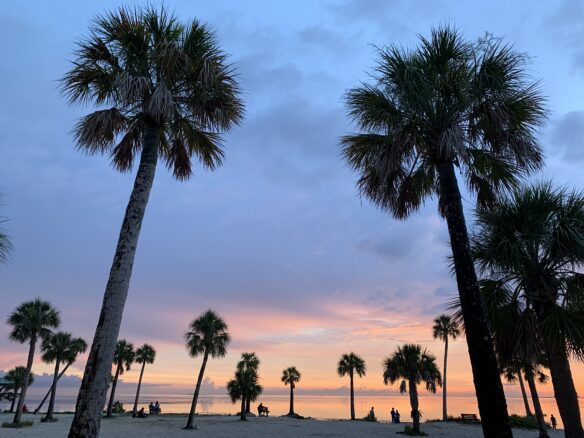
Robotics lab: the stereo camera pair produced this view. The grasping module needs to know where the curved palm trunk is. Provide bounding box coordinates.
[10,387,19,413]
[442,337,448,421]
[525,371,549,438]
[68,125,160,438]
[436,162,512,438]
[350,371,355,420]
[240,397,246,421]
[288,385,295,416]
[185,349,209,429]
[408,379,420,434]
[35,361,73,414]
[43,359,61,421]
[516,369,533,417]
[132,362,146,417]
[13,335,37,424]
[106,364,122,417]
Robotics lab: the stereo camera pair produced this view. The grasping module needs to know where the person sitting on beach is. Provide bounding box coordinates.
[149,402,155,414]
[395,410,401,423]
[154,401,161,414]
[258,402,270,417]
[551,414,557,429]
[137,407,148,418]
[391,407,396,423]
[22,404,28,413]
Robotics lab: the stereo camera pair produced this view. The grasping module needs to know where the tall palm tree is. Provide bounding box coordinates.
[341,26,546,438]
[61,7,244,436]
[106,340,135,417]
[131,344,156,417]
[282,366,301,416]
[383,344,442,435]
[524,364,551,438]
[40,332,86,422]
[337,352,366,420]
[34,337,87,415]
[432,314,460,421]
[8,298,60,424]
[502,366,532,417]
[3,366,34,413]
[184,310,230,429]
[227,366,262,421]
[472,183,584,437]
[237,352,261,414]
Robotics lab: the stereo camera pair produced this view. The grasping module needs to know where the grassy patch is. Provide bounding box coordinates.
[2,421,34,428]
[508,414,548,430]
[397,425,428,436]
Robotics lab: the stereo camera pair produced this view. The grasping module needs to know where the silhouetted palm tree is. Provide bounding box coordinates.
[184,310,230,429]
[41,332,86,422]
[432,314,459,421]
[132,344,156,417]
[3,366,34,413]
[237,353,261,414]
[8,299,60,424]
[34,337,87,414]
[227,366,262,421]
[472,183,584,437]
[61,6,244,436]
[282,366,301,416]
[502,366,532,417]
[341,26,546,438]
[337,352,366,420]
[106,340,134,417]
[383,344,442,435]
[0,206,12,263]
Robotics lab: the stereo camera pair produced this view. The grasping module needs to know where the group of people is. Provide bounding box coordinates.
[390,407,401,423]
[148,401,161,415]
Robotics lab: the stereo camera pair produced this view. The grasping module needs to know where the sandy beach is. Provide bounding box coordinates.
[0,413,564,437]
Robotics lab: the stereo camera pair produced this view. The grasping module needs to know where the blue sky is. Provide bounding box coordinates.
[1,0,584,395]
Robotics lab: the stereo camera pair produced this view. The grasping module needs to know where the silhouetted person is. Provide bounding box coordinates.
[391,407,396,423]
[137,407,147,418]
[395,410,401,423]
[551,414,557,429]
[149,402,154,414]
[154,401,161,414]
[369,406,375,420]
[258,402,270,417]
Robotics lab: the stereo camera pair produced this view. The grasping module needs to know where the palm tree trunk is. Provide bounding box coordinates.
[13,335,37,424]
[289,385,294,415]
[246,397,251,414]
[409,379,420,434]
[185,350,209,429]
[516,368,533,417]
[443,337,448,421]
[10,388,18,413]
[350,372,355,420]
[240,397,246,421]
[43,360,61,421]
[68,125,160,438]
[436,162,512,438]
[525,371,549,438]
[106,364,122,417]
[545,340,583,437]
[35,361,73,414]
[132,362,146,417]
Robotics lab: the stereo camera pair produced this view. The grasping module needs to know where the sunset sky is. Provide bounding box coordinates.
[2,0,584,403]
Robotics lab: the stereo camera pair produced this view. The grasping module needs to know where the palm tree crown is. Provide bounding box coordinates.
[282,366,301,388]
[337,353,366,378]
[432,315,460,342]
[135,344,156,365]
[113,340,135,373]
[41,332,86,365]
[4,367,34,391]
[383,344,442,393]
[341,26,546,218]
[8,299,60,343]
[61,5,244,179]
[185,309,230,358]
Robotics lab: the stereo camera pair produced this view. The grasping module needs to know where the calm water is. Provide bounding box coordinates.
[5,393,581,428]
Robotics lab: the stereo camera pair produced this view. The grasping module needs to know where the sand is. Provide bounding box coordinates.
[0,413,564,437]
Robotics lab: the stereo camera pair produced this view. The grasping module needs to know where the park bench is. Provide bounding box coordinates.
[461,413,480,424]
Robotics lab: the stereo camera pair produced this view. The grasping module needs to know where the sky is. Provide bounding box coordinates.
[1,0,584,404]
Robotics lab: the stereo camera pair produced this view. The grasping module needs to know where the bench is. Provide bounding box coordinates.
[461,413,480,424]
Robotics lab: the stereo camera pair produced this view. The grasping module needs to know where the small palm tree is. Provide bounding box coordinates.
[432,314,460,421]
[3,366,34,413]
[227,366,262,421]
[62,7,244,434]
[383,344,442,435]
[0,208,12,263]
[132,344,156,417]
[184,310,230,429]
[34,337,87,415]
[106,340,135,417]
[237,353,261,414]
[8,298,60,424]
[282,366,301,416]
[341,25,546,438]
[337,352,366,420]
[502,366,532,418]
[40,332,86,422]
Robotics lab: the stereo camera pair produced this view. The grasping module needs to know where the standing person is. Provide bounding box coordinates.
[551,414,557,429]
[369,407,375,420]
[391,407,396,423]
[395,410,401,424]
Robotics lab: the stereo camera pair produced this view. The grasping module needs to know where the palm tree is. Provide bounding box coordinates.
[472,183,584,437]
[282,366,301,416]
[61,7,244,436]
[337,352,366,420]
[0,207,12,264]
[34,337,87,414]
[432,314,460,421]
[8,298,60,424]
[227,367,262,421]
[502,366,532,417]
[524,364,551,438]
[131,344,156,417]
[341,26,546,438]
[40,332,86,422]
[383,344,442,435]
[106,340,135,417]
[184,310,230,429]
[237,353,261,414]
[3,366,34,413]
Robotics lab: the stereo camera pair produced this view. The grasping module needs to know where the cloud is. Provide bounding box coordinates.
[549,111,584,161]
